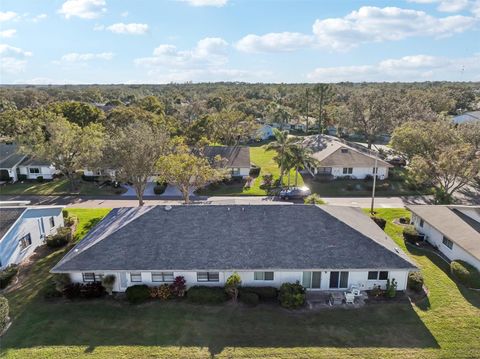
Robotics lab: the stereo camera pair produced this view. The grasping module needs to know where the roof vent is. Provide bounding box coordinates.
[394,247,400,253]
[227,207,231,211]
[341,148,348,153]
[164,205,172,211]
[242,207,245,211]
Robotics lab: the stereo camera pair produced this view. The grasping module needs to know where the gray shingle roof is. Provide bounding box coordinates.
[52,205,416,272]
[407,205,480,260]
[0,143,26,169]
[203,146,251,168]
[0,207,26,239]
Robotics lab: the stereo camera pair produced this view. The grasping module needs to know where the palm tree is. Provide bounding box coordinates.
[265,128,297,186]
[288,144,319,187]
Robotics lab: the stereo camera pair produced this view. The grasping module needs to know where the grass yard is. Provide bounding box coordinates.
[0,178,126,196]
[197,144,305,196]
[1,208,480,358]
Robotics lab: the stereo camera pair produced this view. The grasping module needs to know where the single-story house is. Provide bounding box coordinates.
[452,111,480,125]
[203,146,251,178]
[302,135,393,179]
[0,206,64,268]
[408,205,480,271]
[52,205,417,292]
[0,143,58,182]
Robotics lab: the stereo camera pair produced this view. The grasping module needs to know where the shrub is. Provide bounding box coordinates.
[399,216,410,224]
[278,282,305,309]
[262,173,273,187]
[403,225,423,244]
[170,276,186,297]
[150,284,172,300]
[408,272,424,293]
[386,278,397,298]
[43,281,63,300]
[371,216,386,230]
[249,166,261,177]
[346,183,354,191]
[304,194,326,205]
[36,176,44,183]
[64,216,76,227]
[239,291,259,306]
[63,282,105,299]
[0,265,18,289]
[53,273,71,292]
[187,286,227,304]
[62,209,69,218]
[450,260,480,289]
[126,285,150,304]
[364,174,373,181]
[46,227,72,248]
[63,283,82,299]
[154,183,167,195]
[225,272,242,301]
[0,296,9,333]
[18,174,27,181]
[240,287,278,301]
[102,275,116,295]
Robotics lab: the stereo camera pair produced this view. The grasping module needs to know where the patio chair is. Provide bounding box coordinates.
[344,292,355,304]
[349,285,361,297]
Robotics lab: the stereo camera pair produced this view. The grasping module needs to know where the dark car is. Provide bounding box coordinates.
[279,186,311,200]
[387,156,407,167]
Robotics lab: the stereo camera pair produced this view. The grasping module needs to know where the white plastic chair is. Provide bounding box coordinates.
[344,292,355,304]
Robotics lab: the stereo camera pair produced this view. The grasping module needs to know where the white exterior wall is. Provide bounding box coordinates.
[1,166,19,182]
[67,269,410,292]
[239,167,250,177]
[412,214,480,271]
[329,166,389,180]
[19,165,57,180]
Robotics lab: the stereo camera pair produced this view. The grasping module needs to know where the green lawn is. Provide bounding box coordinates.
[197,145,305,196]
[2,208,480,358]
[0,179,126,196]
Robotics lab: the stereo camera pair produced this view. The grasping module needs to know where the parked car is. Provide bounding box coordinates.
[279,186,311,200]
[387,156,407,167]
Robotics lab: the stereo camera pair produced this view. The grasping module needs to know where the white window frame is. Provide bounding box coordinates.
[442,236,453,250]
[254,271,274,281]
[82,272,95,282]
[29,167,40,174]
[197,272,219,282]
[49,216,55,228]
[342,167,353,174]
[19,233,32,250]
[130,273,142,282]
[151,272,174,282]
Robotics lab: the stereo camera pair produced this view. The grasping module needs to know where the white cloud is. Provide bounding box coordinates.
[32,13,47,22]
[0,29,16,38]
[180,0,228,7]
[104,22,149,34]
[136,37,229,68]
[236,32,314,53]
[59,52,114,62]
[58,0,106,19]
[0,44,32,74]
[312,6,477,50]
[0,11,18,22]
[120,11,129,17]
[307,54,480,82]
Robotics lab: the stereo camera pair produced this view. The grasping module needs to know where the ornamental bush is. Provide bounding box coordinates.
[403,225,423,244]
[239,287,278,301]
[0,265,18,289]
[239,291,259,306]
[386,278,398,298]
[170,276,186,297]
[304,194,326,205]
[0,296,9,333]
[450,260,480,289]
[101,275,116,295]
[43,280,63,300]
[46,227,72,248]
[407,272,424,293]
[63,282,105,299]
[225,272,242,301]
[370,216,386,230]
[126,285,150,304]
[278,282,305,309]
[150,284,172,300]
[187,286,227,304]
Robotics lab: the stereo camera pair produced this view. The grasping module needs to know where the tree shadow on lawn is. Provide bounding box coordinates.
[2,298,439,356]
[405,243,480,309]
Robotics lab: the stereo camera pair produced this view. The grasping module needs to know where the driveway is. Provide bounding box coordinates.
[121,182,156,197]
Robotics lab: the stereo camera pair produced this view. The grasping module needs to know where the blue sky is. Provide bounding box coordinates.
[0,0,479,84]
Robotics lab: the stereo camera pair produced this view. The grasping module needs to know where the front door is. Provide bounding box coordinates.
[302,271,321,289]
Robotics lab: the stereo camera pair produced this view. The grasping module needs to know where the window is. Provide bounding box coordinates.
[151,272,174,282]
[442,236,453,250]
[231,168,241,176]
[130,273,142,282]
[341,148,349,153]
[342,168,353,174]
[82,273,95,282]
[29,167,40,174]
[419,219,424,228]
[197,272,219,282]
[329,271,349,288]
[19,233,32,250]
[373,167,378,174]
[254,271,274,281]
[49,216,55,228]
[368,271,389,280]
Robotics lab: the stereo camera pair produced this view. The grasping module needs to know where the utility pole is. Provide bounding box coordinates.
[370,144,379,215]
[305,89,309,133]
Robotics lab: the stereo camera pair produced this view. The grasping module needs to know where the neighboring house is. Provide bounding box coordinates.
[203,146,251,178]
[0,143,58,182]
[0,206,64,268]
[408,205,480,271]
[0,143,26,182]
[452,111,480,125]
[257,124,275,140]
[52,205,416,293]
[83,168,116,178]
[302,135,392,179]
